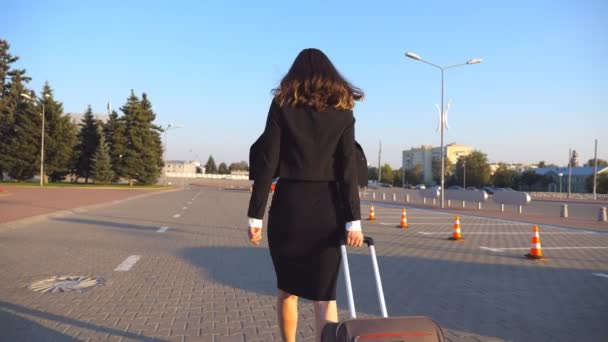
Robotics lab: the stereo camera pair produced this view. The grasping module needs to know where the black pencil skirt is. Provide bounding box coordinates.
[267,178,344,301]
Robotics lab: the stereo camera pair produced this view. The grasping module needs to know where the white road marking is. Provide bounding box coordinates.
[157,226,169,233]
[172,214,181,218]
[182,206,188,210]
[419,232,595,235]
[592,273,608,279]
[480,246,608,252]
[114,255,141,271]
[187,201,192,205]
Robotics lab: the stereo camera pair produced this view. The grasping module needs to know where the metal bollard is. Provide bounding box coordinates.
[478,202,482,210]
[447,200,451,207]
[382,193,386,201]
[393,193,396,201]
[462,200,466,209]
[518,205,523,214]
[561,204,568,218]
[432,198,436,206]
[599,207,607,222]
[372,192,376,200]
[406,194,410,203]
[500,203,505,212]
[423,198,427,205]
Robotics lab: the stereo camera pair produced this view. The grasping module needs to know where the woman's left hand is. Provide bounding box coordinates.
[248,226,262,245]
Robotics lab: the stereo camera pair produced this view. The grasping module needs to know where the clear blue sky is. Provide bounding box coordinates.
[3,0,606,168]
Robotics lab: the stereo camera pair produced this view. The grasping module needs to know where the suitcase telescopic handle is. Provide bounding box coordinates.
[339,236,388,319]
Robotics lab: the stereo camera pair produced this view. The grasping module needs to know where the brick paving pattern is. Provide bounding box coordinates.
[0,187,607,341]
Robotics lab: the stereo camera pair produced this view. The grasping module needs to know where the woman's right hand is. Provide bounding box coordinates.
[346,230,364,247]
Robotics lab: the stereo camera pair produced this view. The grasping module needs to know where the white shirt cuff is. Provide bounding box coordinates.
[345,220,362,232]
[248,217,263,228]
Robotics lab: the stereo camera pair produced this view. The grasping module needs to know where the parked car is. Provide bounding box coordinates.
[482,187,495,194]
[403,184,415,189]
[466,186,478,191]
[448,185,464,190]
[414,184,426,190]
[380,182,393,188]
[494,187,515,192]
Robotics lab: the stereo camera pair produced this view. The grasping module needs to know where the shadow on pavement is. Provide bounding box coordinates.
[0,301,163,341]
[50,217,161,231]
[178,245,607,342]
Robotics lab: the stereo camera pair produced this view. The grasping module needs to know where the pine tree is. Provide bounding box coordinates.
[103,110,127,181]
[119,91,163,185]
[5,87,41,180]
[0,40,33,178]
[205,155,218,174]
[75,105,100,183]
[38,82,78,182]
[91,134,114,183]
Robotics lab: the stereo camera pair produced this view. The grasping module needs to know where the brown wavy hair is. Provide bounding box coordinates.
[273,48,364,111]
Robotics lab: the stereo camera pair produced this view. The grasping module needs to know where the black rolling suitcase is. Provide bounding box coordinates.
[321,237,446,342]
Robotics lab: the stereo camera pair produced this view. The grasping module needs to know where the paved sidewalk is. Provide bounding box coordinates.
[0,185,163,225]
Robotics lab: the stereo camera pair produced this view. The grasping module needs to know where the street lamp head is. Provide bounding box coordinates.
[20,93,32,101]
[466,58,483,65]
[405,52,422,61]
[43,93,50,99]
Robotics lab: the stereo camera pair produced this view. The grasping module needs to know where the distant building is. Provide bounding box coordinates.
[163,160,204,178]
[230,170,249,177]
[532,166,608,193]
[402,143,473,184]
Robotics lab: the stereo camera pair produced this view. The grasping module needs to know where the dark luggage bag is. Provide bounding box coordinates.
[321,237,446,342]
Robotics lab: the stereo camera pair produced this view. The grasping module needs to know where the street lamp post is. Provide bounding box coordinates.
[558,172,563,193]
[405,52,482,208]
[163,124,183,186]
[20,92,50,186]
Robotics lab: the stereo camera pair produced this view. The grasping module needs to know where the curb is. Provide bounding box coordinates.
[0,187,181,232]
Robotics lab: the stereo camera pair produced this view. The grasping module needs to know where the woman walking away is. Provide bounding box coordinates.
[247,48,364,342]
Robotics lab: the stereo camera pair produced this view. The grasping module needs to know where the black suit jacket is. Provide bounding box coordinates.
[247,99,361,223]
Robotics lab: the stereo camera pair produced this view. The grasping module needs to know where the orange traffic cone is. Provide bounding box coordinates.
[448,216,464,241]
[397,208,408,228]
[367,205,377,221]
[525,225,548,260]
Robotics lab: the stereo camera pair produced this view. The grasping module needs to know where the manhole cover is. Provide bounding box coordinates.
[28,276,103,293]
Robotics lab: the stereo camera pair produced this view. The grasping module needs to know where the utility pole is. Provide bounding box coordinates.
[463,157,466,188]
[378,140,382,183]
[568,149,572,198]
[593,139,598,200]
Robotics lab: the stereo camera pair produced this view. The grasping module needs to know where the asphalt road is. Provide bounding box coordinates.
[1,187,607,341]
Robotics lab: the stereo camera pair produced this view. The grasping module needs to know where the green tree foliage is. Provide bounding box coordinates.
[205,155,218,174]
[218,162,229,175]
[403,165,423,185]
[75,105,100,183]
[91,134,114,183]
[368,166,378,181]
[454,151,491,188]
[432,157,453,185]
[491,163,518,188]
[585,173,608,194]
[5,89,40,180]
[228,161,249,172]
[392,168,403,187]
[380,164,392,184]
[0,40,33,178]
[119,91,164,185]
[517,170,547,191]
[537,161,546,168]
[103,110,128,181]
[570,150,579,167]
[38,83,77,182]
[586,158,608,167]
